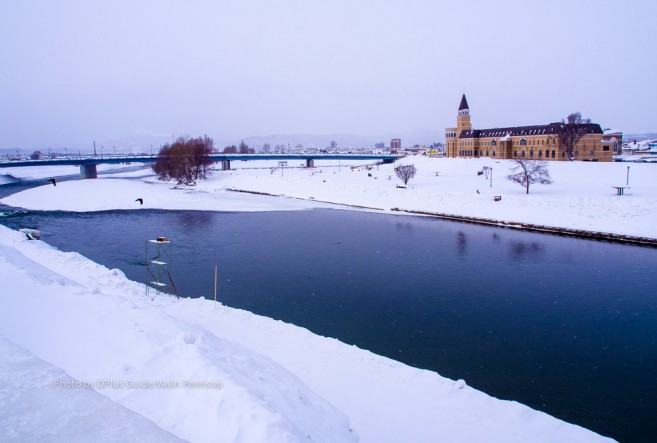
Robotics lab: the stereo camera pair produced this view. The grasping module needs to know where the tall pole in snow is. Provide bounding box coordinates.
[627,166,630,186]
[490,168,493,188]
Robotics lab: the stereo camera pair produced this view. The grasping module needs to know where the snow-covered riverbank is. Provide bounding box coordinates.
[0,225,614,442]
[2,156,656,239]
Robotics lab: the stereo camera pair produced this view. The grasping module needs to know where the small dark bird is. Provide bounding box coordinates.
[476,189,480,194]
[136,198,143,205]
[48,178,57,186]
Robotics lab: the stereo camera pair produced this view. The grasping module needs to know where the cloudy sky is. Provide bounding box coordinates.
[0,0,655,150]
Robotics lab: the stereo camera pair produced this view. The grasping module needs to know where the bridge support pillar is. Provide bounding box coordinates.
[80,164,98,179]
[306,159,314,168]
[221,160,231,171]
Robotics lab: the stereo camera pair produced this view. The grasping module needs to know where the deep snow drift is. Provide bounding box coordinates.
[0,225,614,442]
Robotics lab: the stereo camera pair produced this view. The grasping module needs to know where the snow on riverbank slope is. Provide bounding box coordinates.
[2,157,656,239]
[0,336,184,442]
[0,225,614,442]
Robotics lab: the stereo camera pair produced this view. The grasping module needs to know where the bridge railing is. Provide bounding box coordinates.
[0,153,400,168]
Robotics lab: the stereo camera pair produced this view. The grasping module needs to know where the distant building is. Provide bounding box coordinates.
[390,138,401,151]
[375,142,385,150]
[621,139,657,155]
[426,143,445,157]
[445,95,612,162]
[601,129,623,155]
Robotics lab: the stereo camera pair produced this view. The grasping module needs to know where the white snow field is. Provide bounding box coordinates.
[0,224,614,442]
[2,156,655,239]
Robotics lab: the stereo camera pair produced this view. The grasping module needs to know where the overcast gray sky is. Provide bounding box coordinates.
[1,0,655,150]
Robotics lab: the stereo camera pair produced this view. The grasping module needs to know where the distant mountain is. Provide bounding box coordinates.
[623,133,657,143]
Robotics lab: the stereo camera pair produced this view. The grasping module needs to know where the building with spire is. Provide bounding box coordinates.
[444,95,613,161]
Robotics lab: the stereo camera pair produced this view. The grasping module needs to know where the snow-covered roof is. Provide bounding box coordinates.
[622,139,656,151]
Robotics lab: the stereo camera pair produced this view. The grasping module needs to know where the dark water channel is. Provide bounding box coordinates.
[1,204,656,442]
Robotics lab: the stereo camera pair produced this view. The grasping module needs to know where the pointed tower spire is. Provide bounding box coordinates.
[458,94,469,111]
[456,93,472,134]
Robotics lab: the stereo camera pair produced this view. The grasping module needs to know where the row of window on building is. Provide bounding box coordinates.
[458,137,563,148]
[456,149,599,158]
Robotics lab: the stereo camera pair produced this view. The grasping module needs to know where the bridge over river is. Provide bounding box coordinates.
[0,153,400,178]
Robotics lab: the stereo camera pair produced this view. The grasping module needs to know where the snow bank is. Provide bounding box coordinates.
[2,157,656,239]
[0,170,330,212]
[0,336,184,443]
[0,225,614,442]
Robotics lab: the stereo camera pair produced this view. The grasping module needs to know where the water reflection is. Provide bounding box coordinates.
[457,231,467,256]
[177,210,213,228]
[508,240,545,260]
[395,221,413,231]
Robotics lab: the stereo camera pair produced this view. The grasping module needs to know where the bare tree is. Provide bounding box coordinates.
[223,145,237,154]
[152,136,214,185]
[394,164,417,186]
[239,140,251,154]
[560,112,591,160]
[506,159,552,194]
[262,143,271,153]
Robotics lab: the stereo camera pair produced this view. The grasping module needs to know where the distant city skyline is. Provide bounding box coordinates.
[1,0,655,150]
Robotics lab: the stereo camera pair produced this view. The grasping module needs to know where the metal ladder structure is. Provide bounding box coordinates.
[145,237,178,298]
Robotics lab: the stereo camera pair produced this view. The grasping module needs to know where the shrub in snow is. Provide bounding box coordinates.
[152,136,214,186]
[394,164,417,186]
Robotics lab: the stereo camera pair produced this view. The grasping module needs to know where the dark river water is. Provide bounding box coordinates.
[1,188,656,442]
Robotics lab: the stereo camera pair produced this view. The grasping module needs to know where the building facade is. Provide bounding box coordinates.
[390,138,401,151]
[445,95,612,162]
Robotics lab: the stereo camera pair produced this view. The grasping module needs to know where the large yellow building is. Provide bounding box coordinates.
[445,95,612,162]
